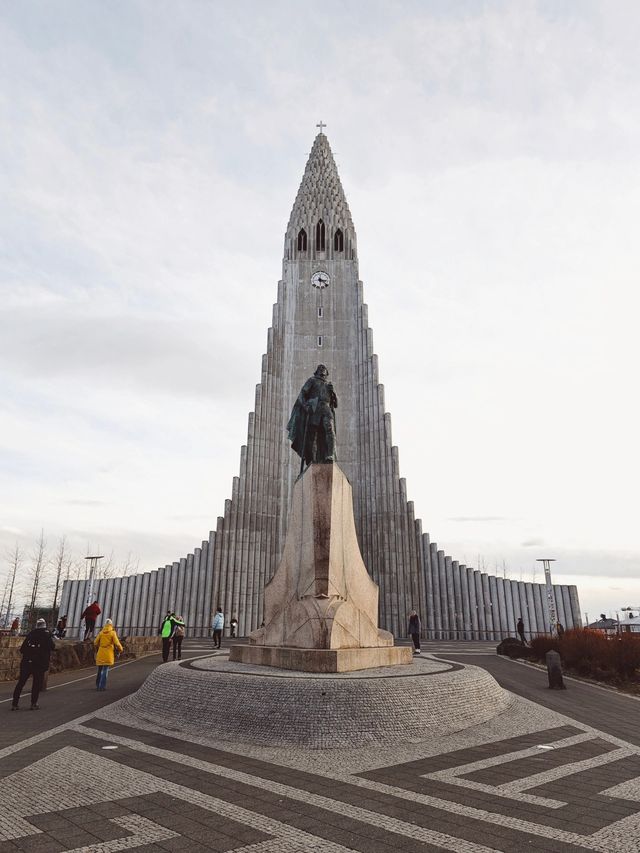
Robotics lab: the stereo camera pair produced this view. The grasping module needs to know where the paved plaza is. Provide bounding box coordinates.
[1,641,640,852]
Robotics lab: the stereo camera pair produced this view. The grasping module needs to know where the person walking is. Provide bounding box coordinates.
[230,616,238,639]
[172,616,186,660]
[81,600,101,640]
[12,618,55,710]
[94,619,123,691]
[517,616,526,645]
[408,610,421,655]
[212,608,224,649]
[159,611,177,663]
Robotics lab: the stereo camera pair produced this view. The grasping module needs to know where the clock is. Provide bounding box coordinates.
[311,271,330,289]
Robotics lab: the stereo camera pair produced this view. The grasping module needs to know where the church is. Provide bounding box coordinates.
[60,129,581,640]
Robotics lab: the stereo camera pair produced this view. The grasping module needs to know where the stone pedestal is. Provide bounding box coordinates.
[230,463,412,672]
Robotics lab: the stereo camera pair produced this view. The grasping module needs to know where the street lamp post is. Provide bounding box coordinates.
[537,558,557,634]
[85,555,104,608]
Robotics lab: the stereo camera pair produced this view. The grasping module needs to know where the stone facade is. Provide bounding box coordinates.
[0,635,161,682]
[59,132,581,640]
[119,655,512,748]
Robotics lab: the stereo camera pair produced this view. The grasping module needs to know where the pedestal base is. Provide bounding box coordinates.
[229,644,412,672]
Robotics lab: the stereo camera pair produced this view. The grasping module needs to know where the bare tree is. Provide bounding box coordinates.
[0,574,9,625]
[120,551,140,577]
[96,550,116,580]
[4,543,23,627]
[51,536,72,613]
[27,530,48,624]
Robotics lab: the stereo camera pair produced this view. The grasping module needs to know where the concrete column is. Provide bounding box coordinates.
[176,557,187,620]
[460,566,471,639]
[115,576,128,631]
[561,586,573,630]
[194,542,207,637]
[168,561,180,612]
[481,574,492,641]
[496,577,507,638]
[94,579,105,630]
[437,551,449,638]
[568,586,582,627]
[505,580,517,635]
[100,578,113,622]
[129,573,143,634]
[467,567,479,640]
[145,572,157,636]
[422,534,435,639]
[430,542,442,639]
[182,553,193,629]
[204,529,216,634]
[525,583,537,636]
[475,572,486,640]
[533,583,546,635]
[488,576,498,641]
[73,580,87,638]
[451,560,462,640]
[153,568,166,629]
[139,573,150,634]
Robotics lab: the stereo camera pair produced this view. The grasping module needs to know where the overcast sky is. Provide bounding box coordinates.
[1,1,639,623]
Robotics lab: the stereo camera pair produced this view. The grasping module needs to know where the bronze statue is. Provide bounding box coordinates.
[287,364,337,470]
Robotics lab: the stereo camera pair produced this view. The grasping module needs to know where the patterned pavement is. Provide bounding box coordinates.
[1,641,640,852]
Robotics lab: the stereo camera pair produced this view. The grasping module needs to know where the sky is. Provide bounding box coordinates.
[1,0,639,623]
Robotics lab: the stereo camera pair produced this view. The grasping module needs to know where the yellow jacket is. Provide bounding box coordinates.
[94,624,123,666]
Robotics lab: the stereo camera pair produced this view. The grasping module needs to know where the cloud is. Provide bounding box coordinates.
[449,516,510,523]
[0,2,639,617]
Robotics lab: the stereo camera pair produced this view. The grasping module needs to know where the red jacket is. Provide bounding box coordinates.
[81,603,101,620]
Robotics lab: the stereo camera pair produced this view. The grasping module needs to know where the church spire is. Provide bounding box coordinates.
[286,131,357,261]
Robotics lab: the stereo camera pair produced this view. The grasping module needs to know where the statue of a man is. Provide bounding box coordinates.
[287,364,338,469]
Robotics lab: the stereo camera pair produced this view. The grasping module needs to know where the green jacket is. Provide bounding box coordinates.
[160,616,185,639]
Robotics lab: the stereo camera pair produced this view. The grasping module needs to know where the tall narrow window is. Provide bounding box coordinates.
[315,219,325,251]
[318,307,323,318]
[334,228,344,252]
[318,335,323,347]
[297,228,307,251]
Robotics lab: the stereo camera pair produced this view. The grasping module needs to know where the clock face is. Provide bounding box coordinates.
[311,271,330,289]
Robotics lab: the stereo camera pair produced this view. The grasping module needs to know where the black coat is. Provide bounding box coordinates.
[20,628,56,671]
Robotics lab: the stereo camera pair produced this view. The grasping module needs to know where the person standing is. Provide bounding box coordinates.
[94,619,123,691]
[159,611,176,663]
[517,616,526,645]
[212,608,224,649]
[12,618,55,710]
[81,600,101,640]
[10,617,20,635]
[172,616,186,660]
[408,610,421,655]
[54,615,67,638]
[230,616,238,639]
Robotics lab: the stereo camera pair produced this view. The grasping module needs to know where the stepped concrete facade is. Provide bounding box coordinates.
[60,132,582,639]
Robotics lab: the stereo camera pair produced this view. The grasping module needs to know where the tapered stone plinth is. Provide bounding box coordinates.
[230,463,412,672]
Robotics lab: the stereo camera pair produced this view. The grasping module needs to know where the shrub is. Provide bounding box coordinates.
[607,633,640,679]
[529,634,560,660]
[559,628,609,671]
[505,628,640,684]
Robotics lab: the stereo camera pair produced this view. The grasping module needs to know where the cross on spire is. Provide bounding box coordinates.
[316,120,326,135]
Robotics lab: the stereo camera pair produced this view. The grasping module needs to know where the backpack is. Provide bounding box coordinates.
[174,625,185,638]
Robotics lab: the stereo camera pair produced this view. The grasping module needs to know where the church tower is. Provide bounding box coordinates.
[60,130,582,640]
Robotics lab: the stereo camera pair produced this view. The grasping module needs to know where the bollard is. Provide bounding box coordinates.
[546,650,566,690]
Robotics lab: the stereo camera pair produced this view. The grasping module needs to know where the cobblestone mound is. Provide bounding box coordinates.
[120,655,512,748]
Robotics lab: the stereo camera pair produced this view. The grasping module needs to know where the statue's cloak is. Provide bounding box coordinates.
[287,399,308,459]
